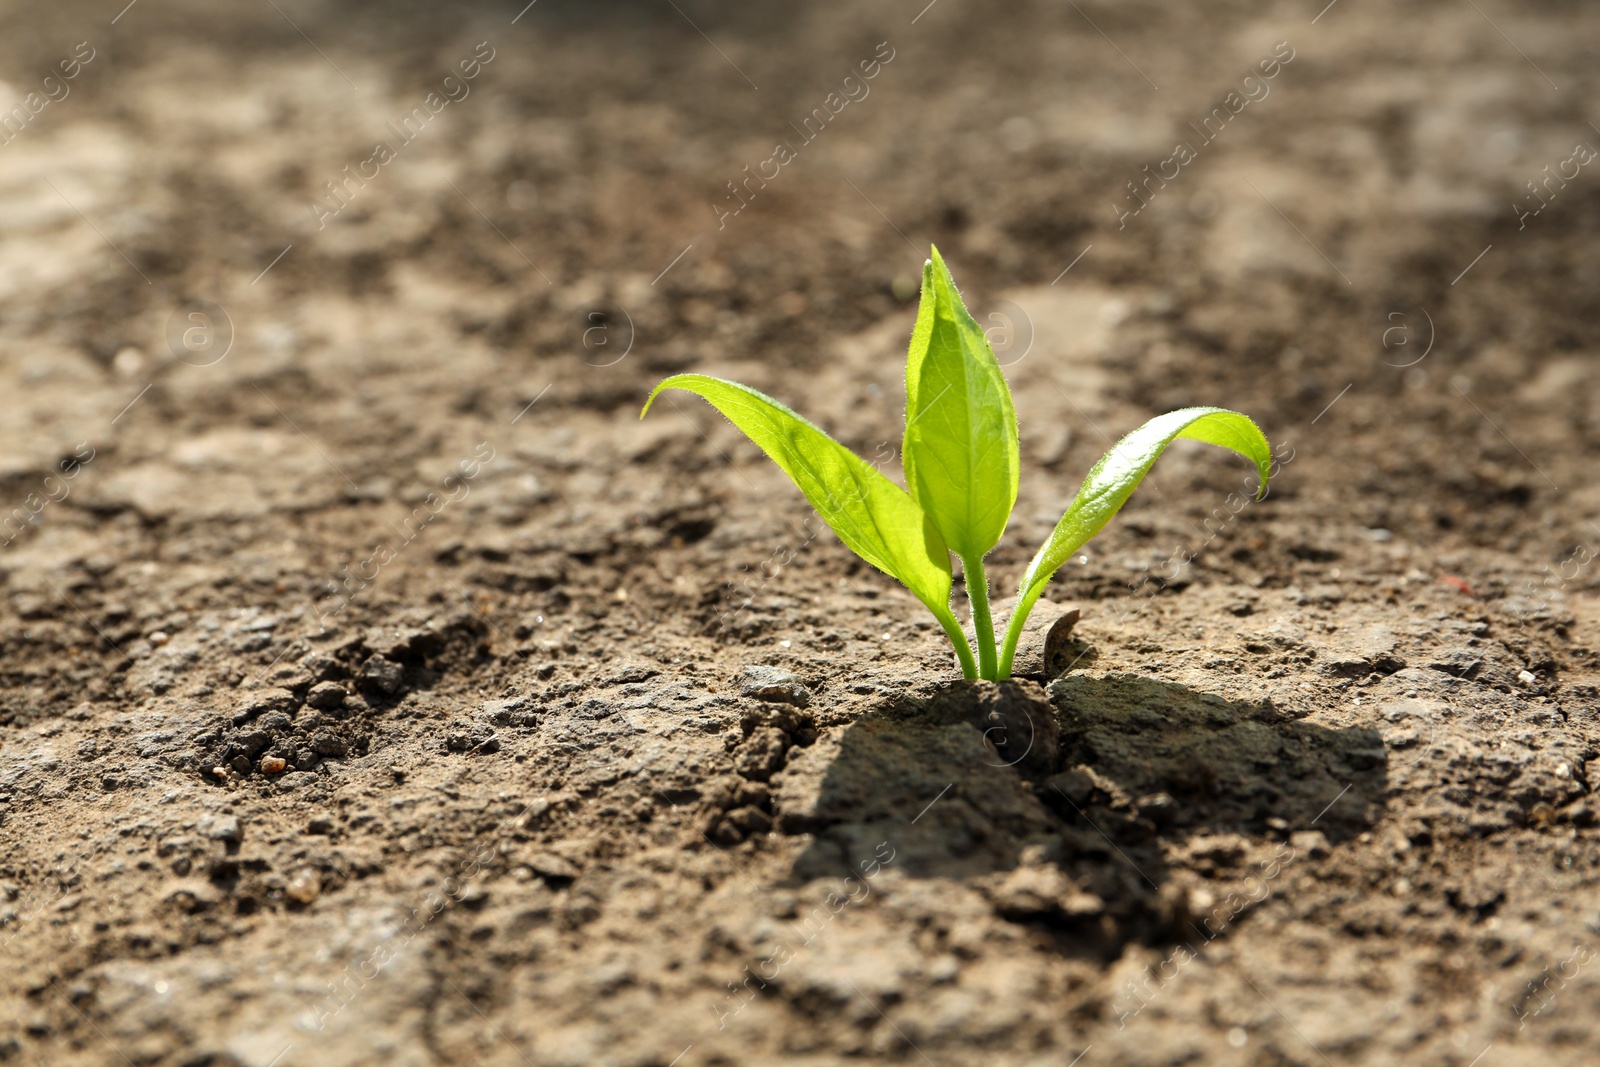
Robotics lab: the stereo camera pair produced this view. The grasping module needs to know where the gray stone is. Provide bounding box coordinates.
[197,814,240,843]
[739,666,811,707]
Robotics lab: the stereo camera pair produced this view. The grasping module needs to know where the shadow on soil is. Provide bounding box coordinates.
[781,672,1386,955]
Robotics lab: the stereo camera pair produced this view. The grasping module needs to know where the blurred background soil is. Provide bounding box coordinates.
[0,1,1597,1064]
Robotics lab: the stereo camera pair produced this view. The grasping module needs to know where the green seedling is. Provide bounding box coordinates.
[641,248,1271,680]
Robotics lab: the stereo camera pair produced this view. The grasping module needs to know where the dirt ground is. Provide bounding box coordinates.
[0,0,1597,1064]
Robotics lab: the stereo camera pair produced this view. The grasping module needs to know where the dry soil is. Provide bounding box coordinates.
[0,1,1598,1065]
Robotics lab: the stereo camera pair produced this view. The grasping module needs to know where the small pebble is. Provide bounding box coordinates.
[112,346,145,377]
[199,814,241,843]
[739,665,812,707]
[305,682,348,710]
[527,852,579,883]
[147,631,170,646]
[260,756,288,775]
[285,868,321,905]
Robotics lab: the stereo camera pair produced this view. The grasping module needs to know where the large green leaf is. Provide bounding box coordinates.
[902,246,1019,560]
[998,407,1272,677]
[643,373,976,676]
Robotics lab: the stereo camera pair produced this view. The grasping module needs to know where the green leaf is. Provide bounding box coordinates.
[998,407,1272,677]
[642,373,977,677]
[901,246,1019,560]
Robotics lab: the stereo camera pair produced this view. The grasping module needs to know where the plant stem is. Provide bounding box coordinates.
[996,585,1042,680]
[936,610,979,679]
[962,553,997,680]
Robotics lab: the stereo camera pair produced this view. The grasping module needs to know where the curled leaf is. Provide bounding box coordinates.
[998,407,1271,677]
[643,373,977,676]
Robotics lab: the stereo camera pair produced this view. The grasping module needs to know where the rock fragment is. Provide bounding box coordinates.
[739,666,811,707]
[358,655,406,695]
[198,814,241,842]
[286,868,321,905]
[305,682,348,710]
[526,853,579,884]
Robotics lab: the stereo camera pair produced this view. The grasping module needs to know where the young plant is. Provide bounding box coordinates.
[641,248,1272,680]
